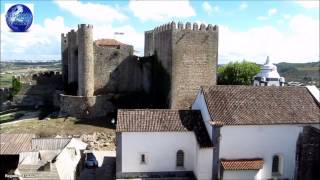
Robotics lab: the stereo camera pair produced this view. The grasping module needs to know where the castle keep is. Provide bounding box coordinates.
[59,22,219,118]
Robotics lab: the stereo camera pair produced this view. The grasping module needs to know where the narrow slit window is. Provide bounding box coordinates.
[141,154,146,164]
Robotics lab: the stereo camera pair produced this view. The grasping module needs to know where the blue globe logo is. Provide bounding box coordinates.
[5,4,33,32]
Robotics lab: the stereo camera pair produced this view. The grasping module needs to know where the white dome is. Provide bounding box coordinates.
[255,56,281,78]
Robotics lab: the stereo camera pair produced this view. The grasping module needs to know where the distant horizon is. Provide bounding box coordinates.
[1,59,319,65]
[1,1,319,64]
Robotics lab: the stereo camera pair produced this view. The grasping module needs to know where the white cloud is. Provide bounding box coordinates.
[239,2,248,11]
[257,16,269,21]
[219,14,319,64]
[1,14,71,60]
[202,1,212,14]
[268,8,277,16]
[257,8,278,21]
[1,15,144,60]
[54,0,127,24]
[129,0,196,21]
[296,1,320,9]
[213,6,220,13]
[283,14,291,20]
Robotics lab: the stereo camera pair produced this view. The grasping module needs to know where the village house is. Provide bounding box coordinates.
[116,109,213,179]
[0,134,87,180]
[116,85,319,180]
[191,85,320,180]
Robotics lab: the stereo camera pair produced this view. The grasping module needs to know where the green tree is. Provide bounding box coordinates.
[9,77,21,99]
[218,60,260,85]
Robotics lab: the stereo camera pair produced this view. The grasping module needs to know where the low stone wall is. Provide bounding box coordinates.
[0,87,11,104]
[59,94,114,119]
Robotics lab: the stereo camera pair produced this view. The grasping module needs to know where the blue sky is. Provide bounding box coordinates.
[1,0,319,64]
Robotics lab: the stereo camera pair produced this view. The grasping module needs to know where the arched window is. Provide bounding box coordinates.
[272,155,280,173]
[176,150,184,167]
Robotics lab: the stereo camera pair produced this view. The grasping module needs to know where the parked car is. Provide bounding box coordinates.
[85,152,98,168]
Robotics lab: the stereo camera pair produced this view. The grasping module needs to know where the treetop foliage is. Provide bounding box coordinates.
[218,60,260,85]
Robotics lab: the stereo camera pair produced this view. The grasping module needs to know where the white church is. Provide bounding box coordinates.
[116,59,320,180]
[253,56,285,86]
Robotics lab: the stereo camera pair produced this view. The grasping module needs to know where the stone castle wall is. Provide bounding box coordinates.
[59,22,218,118]
[67,30,78,84]
[0,87,11,105]
[78,24,94,96]
[59,94,114,119]
[93,44,150,94]
[13,72,63,106]
[144,22,219,108]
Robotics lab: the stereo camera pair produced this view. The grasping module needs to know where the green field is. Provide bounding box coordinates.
[0,73,13,88]
[0,61,61,88]
[277,61,320,86]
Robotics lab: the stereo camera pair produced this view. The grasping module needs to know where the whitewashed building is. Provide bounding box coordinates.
[253,56,285,86]
[116,109,213,179]
[192,85,320,180]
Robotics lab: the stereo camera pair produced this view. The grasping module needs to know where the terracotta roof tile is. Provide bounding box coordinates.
[95,39,124,46]
[0,134,35,155]
[202,86,320,125]
[221,159,264,170]
[116,109,212,148]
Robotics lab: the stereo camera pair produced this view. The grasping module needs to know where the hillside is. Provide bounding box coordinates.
[277,62,319,86]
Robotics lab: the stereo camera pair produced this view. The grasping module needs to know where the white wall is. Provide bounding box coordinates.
[223,170,259,180]
[219,125,305,180]
[194,147,213,180]
[121,132,197,173]
[192,90,212,140]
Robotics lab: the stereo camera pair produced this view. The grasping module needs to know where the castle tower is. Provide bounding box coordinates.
[61,33,68,83]
[253,56,285,86]
[77,24,94,96]
[144,22,218,108]
[67,30,78,84]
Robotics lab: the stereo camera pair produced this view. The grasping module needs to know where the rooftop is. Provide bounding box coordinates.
[117,109,212,148]
[221,158,264,170]
[94,38,125,46]
[201,85,320,126]
[0,134,35,155]
[31,138,72,150]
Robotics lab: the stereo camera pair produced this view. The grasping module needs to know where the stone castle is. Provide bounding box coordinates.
[11,22,219,118]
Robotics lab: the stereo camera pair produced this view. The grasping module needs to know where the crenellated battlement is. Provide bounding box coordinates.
[14,71,62,84]
[78,24,93,29]
[153,22,218,33]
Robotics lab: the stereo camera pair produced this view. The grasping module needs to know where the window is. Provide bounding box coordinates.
[141,154,146,164]
[176,150,184,167]
[272,155,281,175]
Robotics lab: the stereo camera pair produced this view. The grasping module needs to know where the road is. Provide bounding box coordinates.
[77,151,116,180]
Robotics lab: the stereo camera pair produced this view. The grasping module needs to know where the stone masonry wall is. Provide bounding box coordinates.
[171,23,218,108]
[144,22,218,109]
[59,94,114,119]
[61,33,68,84]
[67,30,78,84]
[296,126,320,180]
[13,72,63,106]
[78,24,94,96]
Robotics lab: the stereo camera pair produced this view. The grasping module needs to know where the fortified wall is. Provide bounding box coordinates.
[59,22,218,118]
[61,24,154,118]
[145,22,219,108]
[12,71,63,106]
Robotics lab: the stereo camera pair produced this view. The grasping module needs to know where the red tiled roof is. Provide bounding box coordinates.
[0,134,35,155]
[221,159,264,170]
[202,86,320,125]
[116,109,212,148]
[95,39,124,46]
